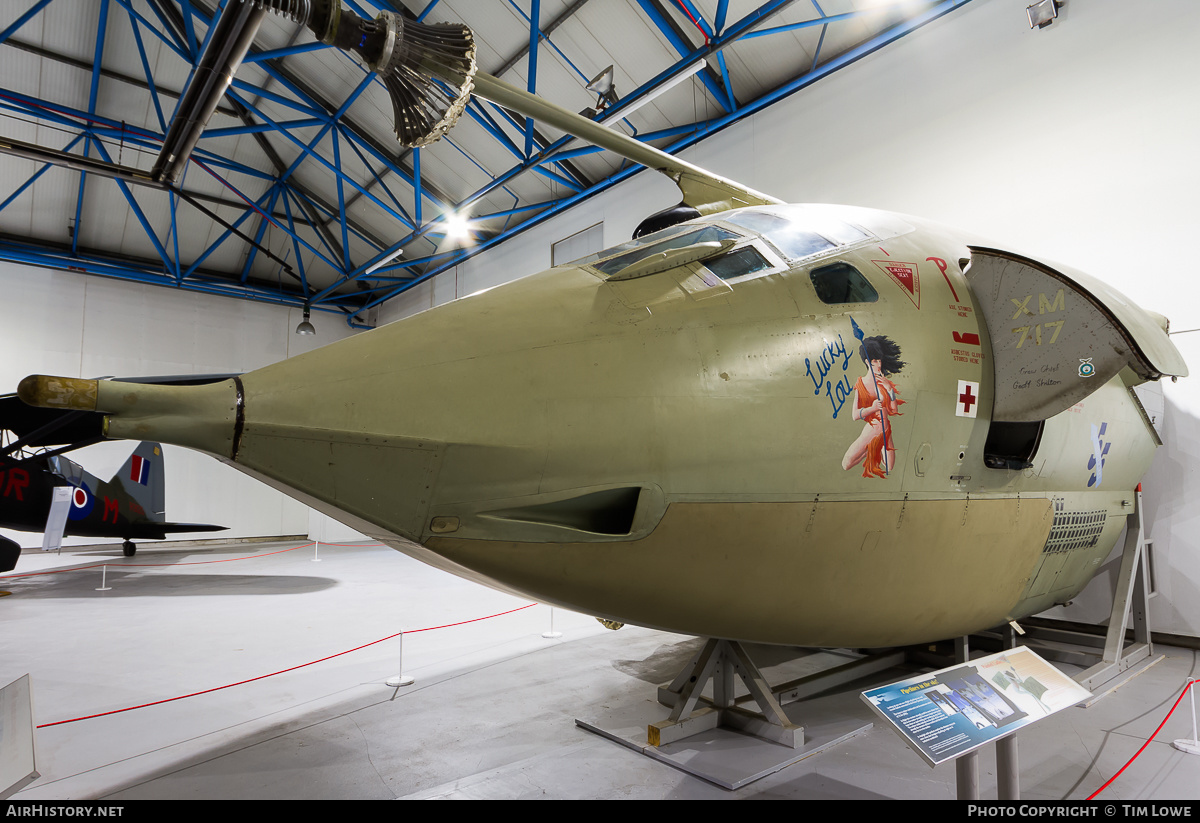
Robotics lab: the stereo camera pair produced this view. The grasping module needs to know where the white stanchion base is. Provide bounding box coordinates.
[1172,738,1200,755]
[542,631,562,639]
[387,676,415,687]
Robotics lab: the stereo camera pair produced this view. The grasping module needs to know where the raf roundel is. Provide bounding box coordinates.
[67,481,94,521]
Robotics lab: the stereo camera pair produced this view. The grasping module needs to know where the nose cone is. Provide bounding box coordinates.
[18,375,98,410]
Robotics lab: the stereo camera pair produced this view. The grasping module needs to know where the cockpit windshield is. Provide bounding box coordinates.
[726,207,868,261]
[573,205,869,278]
[583,224,741,277]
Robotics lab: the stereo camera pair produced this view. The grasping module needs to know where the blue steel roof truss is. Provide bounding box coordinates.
[0,0,976,325]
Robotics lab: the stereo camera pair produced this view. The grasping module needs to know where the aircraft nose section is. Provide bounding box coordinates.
[18,375,98,410]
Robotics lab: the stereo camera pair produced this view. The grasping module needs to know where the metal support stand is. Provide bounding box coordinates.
[650,638,803,748]
[1074,490,1153,692]
[577,639,879,790]
[649,639,902,749]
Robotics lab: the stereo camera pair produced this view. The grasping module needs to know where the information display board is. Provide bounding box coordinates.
[860,646,1091,767]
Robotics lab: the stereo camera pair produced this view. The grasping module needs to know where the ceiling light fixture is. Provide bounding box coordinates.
[365,246,404,276]
[1027,0,1061,29]
[295,308,316,336]
[594,60,707,128]
[445,211,471,241]
[584,65,618,115]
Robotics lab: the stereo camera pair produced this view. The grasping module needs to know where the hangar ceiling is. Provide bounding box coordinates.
[0,0,975,326]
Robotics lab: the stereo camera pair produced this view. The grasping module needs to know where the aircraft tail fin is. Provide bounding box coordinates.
[113,442,166,522]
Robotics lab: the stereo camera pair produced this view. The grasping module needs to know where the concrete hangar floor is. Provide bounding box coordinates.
[1,538,1197,801]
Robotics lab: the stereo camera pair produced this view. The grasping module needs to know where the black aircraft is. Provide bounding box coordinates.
[0,381,227,571]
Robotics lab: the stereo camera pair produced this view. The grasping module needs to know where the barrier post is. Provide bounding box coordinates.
[542,606,563,639]
[387,631,415,687]
[1174,680,1199,755]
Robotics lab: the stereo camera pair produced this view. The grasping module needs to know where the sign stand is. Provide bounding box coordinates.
[863,642,1089,799]
[994,626,1020,800]
[954,636,980,801]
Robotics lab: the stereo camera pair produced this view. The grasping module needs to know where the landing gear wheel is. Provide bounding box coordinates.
[122,540,136,557]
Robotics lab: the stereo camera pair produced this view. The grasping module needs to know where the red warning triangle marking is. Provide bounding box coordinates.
[872,259,921,309]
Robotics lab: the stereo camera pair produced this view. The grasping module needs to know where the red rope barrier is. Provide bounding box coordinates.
[1087,678,1200,799]
[34,603,538,729]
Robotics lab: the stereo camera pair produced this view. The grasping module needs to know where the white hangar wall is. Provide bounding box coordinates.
[379,0,1200,636]
[0,263,363,547]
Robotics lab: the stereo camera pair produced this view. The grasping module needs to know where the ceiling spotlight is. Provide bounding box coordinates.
[585,65,618,114]
[595,59,706,128]
[295,309,316,336]
[445,212,471,241]
[1027,0,1061,29]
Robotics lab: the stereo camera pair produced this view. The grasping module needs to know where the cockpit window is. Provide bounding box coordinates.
[573,223,693,268]
[727,208,869,261]
[702,246,772,280]
[728,212,832,259]
[810,262,878,304]
[588,225,740,277]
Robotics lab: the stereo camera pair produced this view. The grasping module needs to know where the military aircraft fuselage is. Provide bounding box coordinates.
[0,454,159,540]
[21,202,1177,648]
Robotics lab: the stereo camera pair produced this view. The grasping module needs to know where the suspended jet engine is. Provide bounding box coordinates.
[254,0,477,147]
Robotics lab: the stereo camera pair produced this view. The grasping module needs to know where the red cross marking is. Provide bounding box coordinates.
[959,384,977,414]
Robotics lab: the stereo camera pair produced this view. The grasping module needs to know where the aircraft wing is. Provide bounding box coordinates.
[123,522,227,540]
[0,394,103,448]
[157,523,227,533]
[469,72,783,215]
